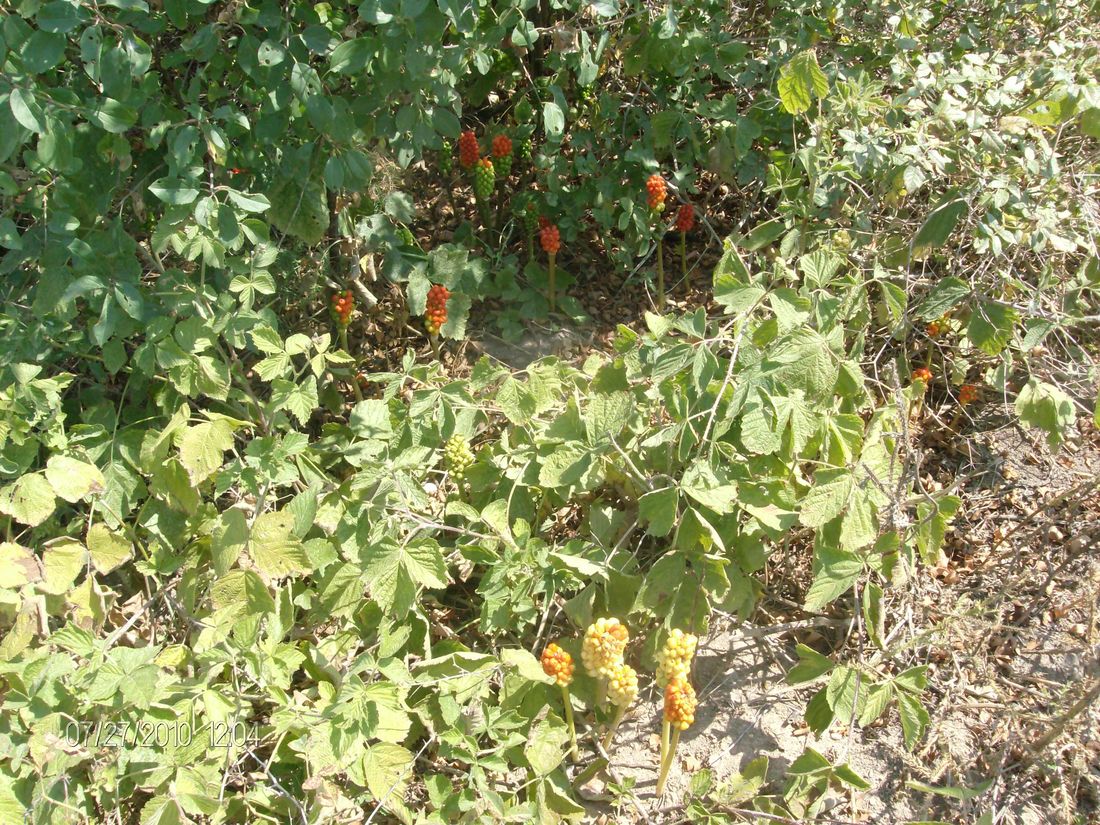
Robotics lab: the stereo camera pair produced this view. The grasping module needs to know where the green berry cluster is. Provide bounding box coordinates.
[521,200,539,234]
[397,226,416,248]
[474,158,495,201]
[439,149,453,176]
[518,137,532,162]
[443,435,475,481]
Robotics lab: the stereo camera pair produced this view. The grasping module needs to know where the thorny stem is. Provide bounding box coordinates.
[561,684,579,761]
[655,726,680,796]
[339,326,363,402]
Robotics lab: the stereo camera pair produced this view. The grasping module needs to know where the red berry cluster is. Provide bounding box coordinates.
[959,383,979,405]
[675,203,695,233]
[458,130,479,169]
[912,366,932,388]
[425,284,450,335]
[540,223,561,255]
[646,174,667,210]
[491,135,512,158]
[331,290,354,327]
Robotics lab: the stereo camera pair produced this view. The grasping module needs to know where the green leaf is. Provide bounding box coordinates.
[9,88,46,133]
[1014,377,1075,448]
[906,777,993,801]
[799,469,852,528]
[525,714,569,775]
[250,510,311,579]
[638,487,678,537]
[896,691,929,748]
[803,546,862,611]
[916,277,970,320]
[39,539,86,595]
[361,742,415,806]
[787,643,834,683]
[149,178,200,205]
[967,300,1017,355]
[179,419,235,485]
[360,538,447,617]
[0,473,56,527]
[826,666,861,721]
[139,795,183,825]
[858,682,894,726]
[913,198,967,249]
[915,495,960,565]
[210,569,275,616]
[45,456,106,502]
[542,101,564,139]
[227,190,271,213]
[501,648,554,684]
[86,524,132,574]
[777,50,829,115]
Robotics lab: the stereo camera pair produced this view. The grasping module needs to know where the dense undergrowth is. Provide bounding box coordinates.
[0,0,1098,822]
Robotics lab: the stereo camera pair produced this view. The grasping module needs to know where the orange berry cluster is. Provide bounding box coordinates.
[926,320,942,338]
[959,383,979,405]
[458,130,479,169]
[674,203,695,233]
[331,290,354,327]
[539,223,560,255]
[646,174,667,210]
[663,677,697,730]
[425,284,450,335]
[912,367,932,388]
[540,643,575,687]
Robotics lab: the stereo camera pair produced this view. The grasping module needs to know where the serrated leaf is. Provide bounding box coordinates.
[638,487,678,537]
[787,643,834,683]
[917,277,970,320]
[1015,378,1075,448]
[913,199,967,249]
[361,742,414,807]
[501,648,554,684]
[40,539,86,595]
[86,524,132,574]
[0,542,41,588]
[249,510,310,579]
[896,691,928,748]
[0,474,56,527]
[210,569,274,616]
[179,419,235,485]
[967,300,1017,355]
[799,469,852,528]
[525,714,569,775]
[778,50,829,115]
[45,456,105,503]
[803,546,862,611]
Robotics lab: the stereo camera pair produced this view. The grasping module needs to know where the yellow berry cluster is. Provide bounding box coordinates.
[606,662,639,708]
[655,628,697,688]
[581,617,629,678]
[540,643,574,687]
[663,677,697,731]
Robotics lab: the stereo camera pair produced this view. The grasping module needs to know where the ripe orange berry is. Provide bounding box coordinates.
[645,174,667,209]
[959,384,979,405]
[926,320,942,338]
[540,643,574,687]
[674,204,695,233]
[458,130,479,169]
[663,677,697,730]
[491,134,512,158]
[912,367,932,387]
[539,224,560,255]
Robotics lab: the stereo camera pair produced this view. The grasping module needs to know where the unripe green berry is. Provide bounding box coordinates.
[474,159,495,201]
[443,435,475,481]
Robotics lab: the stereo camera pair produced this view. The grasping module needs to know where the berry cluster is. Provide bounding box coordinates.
[521,200,539,234]
[912,366,933,389]
[474,158,495,201]
[606,662,639,708]
[491,134,513,179]
[959,383,979,405]
[518,136,533,162]
[926,320,942,338]
[581,617,629,678]
[458,130,479,170]
[539,222,561,255]
[439,148,453,176]
[674,203,695,233]
[425,284,450,335]
[540,643,575,687]
[397,225,416,248]
[443,434,474,481]
[663,677,697,731]
[646,174,667,211]
[655,628,698,688]
[330,290,354,327]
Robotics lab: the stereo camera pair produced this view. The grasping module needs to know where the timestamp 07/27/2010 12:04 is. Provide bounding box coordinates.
[63,718,261,751]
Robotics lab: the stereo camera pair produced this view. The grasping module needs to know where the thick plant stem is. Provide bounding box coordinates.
[339,327,363,401]
[429,332,441,361]
[659,719,670,771]
[548,252,556,312]
[561,684,578,761]
[594,676,606,708]
[601,706,626,752]
[680,231,688,292]
[655,726,681,796]
[656,238,665,311]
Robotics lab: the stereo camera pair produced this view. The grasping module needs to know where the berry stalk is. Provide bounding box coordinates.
[561,683,578,761]
[656,240,665,312]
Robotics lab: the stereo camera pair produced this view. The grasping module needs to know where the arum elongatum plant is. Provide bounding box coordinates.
[602,662,638,752]
[675,204,695,292]
[540,222,561,312]
[541,643,579,761]
[646,174,668,310]
[657,677,696,796]
[581,618,629,708]
[331,290,363,401]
